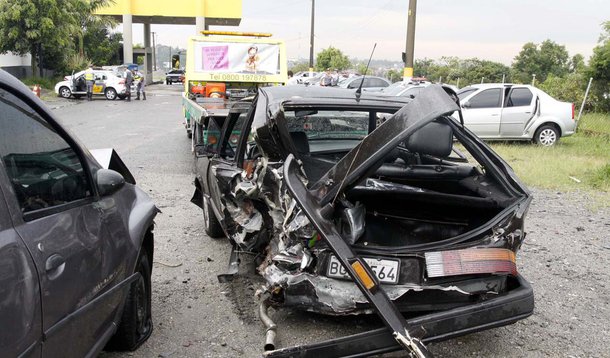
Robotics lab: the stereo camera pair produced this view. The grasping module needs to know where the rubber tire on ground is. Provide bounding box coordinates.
[59,86,72,98]
[203,195,224,238]
[73,94,83,99]
[166,79,172,85]
[534,124,559,146]
[105,88,117,100]
[108,250,153,351]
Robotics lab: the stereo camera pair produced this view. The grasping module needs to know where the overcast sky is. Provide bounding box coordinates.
[128,0,610,65]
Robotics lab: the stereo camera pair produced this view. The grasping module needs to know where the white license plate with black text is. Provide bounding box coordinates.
[327,255,400,284]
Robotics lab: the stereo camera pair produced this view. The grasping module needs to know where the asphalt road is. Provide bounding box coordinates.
[47,85,609,357]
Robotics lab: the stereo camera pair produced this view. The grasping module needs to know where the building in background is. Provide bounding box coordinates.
[0,53,31,79]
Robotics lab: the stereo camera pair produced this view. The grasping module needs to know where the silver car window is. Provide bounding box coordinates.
[468,88,502,108]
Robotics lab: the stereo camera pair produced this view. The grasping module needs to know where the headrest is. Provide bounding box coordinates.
[405,121,453,158]
[290,131,310,154]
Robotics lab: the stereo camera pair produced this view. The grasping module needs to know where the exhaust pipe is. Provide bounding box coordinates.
[259,300,277,351]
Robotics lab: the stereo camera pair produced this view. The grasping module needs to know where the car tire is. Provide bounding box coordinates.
[105,88,118,100]
[203,195,224,238]
[534,124,559,146]
[109,250,153,351]
[73,94,83,99]
[59,86,72,98]
[166,79,172,85]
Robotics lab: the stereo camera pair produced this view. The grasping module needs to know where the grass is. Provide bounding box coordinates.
[21,76,61,90]
[487,113,610,202]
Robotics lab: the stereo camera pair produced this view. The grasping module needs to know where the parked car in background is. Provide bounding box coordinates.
[302,72,325,86]
[191,85,534,357]
[287,71,319,85]
[166,69,185,84]
[457,84,575,146]
[54,69,133,100]
[1,69,157,357]
[380,80,431,98]
[337,75,391,92]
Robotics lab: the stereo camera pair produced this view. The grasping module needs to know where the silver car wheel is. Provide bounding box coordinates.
[539,128,557,146]
[59,86,72,98]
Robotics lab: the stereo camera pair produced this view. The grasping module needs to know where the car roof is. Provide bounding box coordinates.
[464,83,530,89]
[259,86,411,107]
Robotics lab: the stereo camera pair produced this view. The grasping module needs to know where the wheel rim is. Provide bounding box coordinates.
[106,90,116,100]
[60,88,71,98]
[539,128,557,146]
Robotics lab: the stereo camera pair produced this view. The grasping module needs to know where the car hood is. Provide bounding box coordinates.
[310,84,460,205]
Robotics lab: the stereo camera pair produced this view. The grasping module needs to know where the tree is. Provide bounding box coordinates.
[569,54,586,73]
[83,22,122,66]
[587,21,610,111]
[386,69,402,83]
[0,0,110,77]
[512,40,569,84]
[315,47,351,71]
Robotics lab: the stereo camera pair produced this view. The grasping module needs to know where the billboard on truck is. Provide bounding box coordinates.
[184,34,288,92]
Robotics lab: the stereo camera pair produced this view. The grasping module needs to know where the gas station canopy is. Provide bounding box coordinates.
[95,0,242,26]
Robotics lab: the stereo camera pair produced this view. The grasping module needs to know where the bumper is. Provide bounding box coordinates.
[265,274,534,357]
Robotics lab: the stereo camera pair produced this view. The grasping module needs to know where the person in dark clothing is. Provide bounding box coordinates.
[124,69,133,102]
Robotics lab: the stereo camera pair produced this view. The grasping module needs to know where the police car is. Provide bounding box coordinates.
[54,69,134,100]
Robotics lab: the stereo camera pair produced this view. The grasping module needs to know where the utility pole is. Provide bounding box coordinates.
[309,0,315,75]
[403,0,417,81]
[151,31,157,71]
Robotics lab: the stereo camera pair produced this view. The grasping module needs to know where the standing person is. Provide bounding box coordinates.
[320,68,332,87]
[84,67,94,101]
[124,68,133,102]
[331,69,340,86]
[136,74,146,100]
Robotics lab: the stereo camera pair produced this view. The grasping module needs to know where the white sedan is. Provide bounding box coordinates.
[457,84,575,146]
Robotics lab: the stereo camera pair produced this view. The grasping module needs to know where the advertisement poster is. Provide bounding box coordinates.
[194,41,280,75]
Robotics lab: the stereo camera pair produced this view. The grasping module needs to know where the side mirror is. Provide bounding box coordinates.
[461,101,471,108]
[96,169,125,196]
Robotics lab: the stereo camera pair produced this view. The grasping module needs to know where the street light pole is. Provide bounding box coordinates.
[403,0,417,81]
[309,0,315,75]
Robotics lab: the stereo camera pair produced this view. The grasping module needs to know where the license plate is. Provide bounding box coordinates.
[327,255,400,284]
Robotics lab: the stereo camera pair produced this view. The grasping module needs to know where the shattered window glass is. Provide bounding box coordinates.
[285,110,369,141]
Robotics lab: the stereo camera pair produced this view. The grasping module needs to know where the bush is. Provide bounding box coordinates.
[539,73,589,106]
[21,77,61,90]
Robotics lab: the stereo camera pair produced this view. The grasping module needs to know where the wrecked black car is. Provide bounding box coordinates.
[191,85,534,357]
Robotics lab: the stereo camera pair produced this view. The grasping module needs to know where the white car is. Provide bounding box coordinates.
[54,70,133,100]
[337,76,391,92]
[456,84,575,146]
[288,71,319,85]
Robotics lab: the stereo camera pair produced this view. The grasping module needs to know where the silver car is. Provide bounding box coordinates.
[0,69,157,357]
[457,84,575,146]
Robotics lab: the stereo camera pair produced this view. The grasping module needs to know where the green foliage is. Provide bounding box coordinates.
[355,63,372,75]
[315,47,351,71]
[586,21,610,112]
[539,73,588,106]
[512,40,569,83]
[83,23,122,66]
[289,62,311,73]
[386,69,402,83]
[490,114,610,195]
[411,56,509,87]
[0,0,111,77]
[65,53,91,73]
[21,76,61,90]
